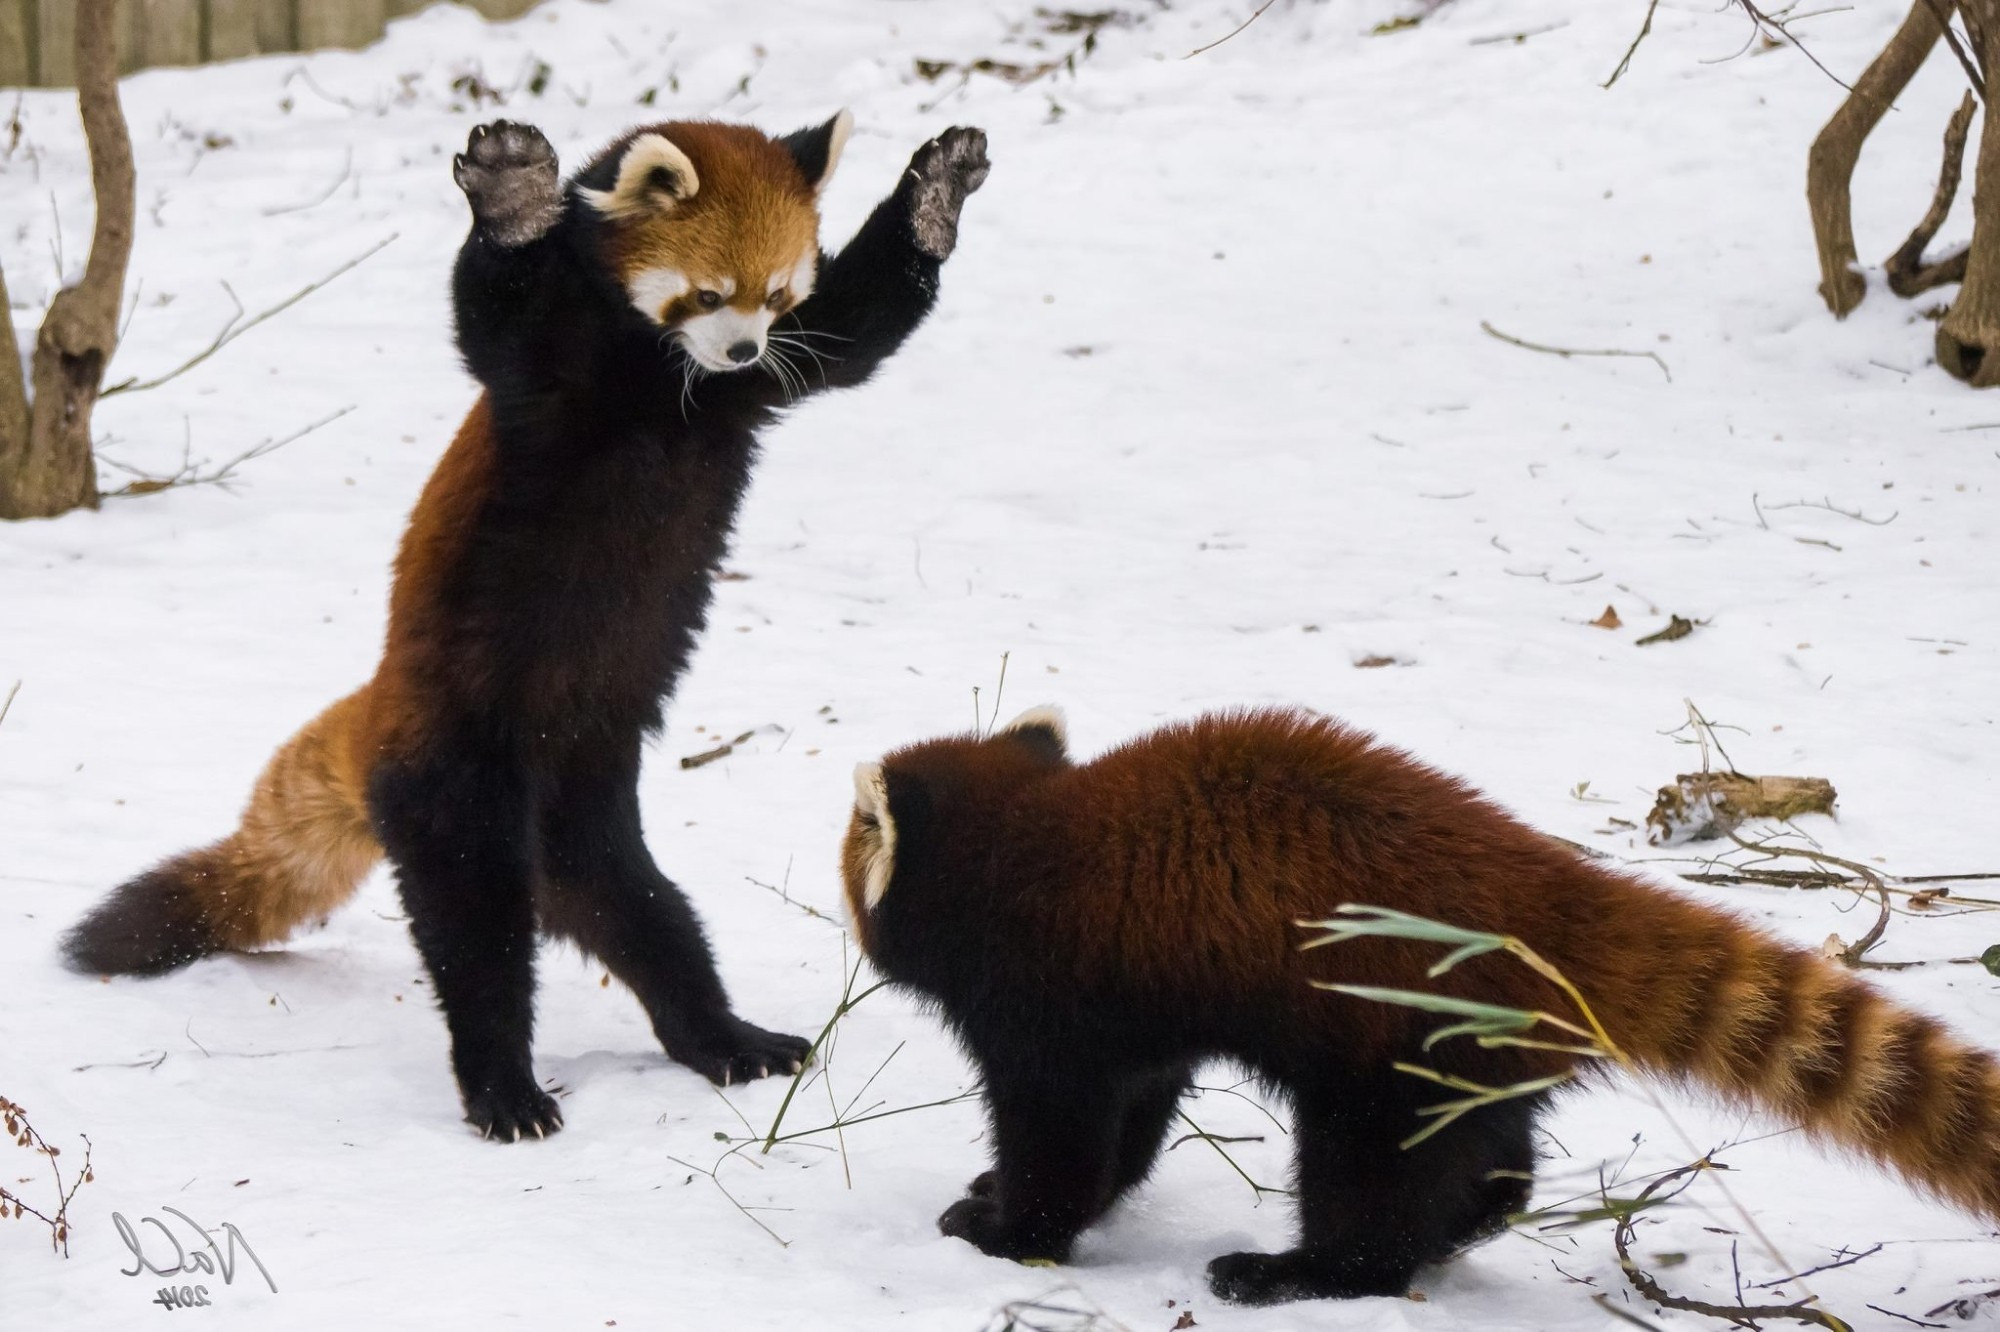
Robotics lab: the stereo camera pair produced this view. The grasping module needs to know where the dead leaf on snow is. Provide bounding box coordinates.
[1635,614,1695,646]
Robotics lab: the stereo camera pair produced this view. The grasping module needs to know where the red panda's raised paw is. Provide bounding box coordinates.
[900,126,990,260]
[454,119,562,248]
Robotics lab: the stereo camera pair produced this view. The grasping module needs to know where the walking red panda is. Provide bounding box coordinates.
[62,114,990,1142]
[841,706,2000,1304]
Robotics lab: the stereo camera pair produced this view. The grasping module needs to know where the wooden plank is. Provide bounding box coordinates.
[138,0,200,67]
[207,0,260,60]
[37,0,74,87]
[0,0,34,87]
[116,0,147,75]
[297,0,383,51]
[385,0,430,18]
[254,0,293,53]
[470,0,537,17]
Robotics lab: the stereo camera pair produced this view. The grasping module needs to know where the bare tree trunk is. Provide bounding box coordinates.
[1940,1,2000,383]
[1806,0,1945,317]
[0,0,133,520]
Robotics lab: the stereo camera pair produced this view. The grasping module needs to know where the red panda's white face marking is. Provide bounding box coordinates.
[583,116,851,375]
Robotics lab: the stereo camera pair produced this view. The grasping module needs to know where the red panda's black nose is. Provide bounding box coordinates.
[726,340,760,365]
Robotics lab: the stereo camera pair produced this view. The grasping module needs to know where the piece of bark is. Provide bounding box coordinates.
[1646,773,1839,845]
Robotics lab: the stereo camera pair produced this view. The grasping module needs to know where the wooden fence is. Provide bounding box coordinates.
[2,0,540,88]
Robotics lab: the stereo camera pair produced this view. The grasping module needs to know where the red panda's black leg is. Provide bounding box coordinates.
[1103,1065,1195,1207]
[938,1068,1125,1262]
[959,1064,1191,1216]
[450,121,584,392]
[1207,1079,1543,1304]
[536,745,811,1086]
[756,127,989,401]
[368,747,560,1143]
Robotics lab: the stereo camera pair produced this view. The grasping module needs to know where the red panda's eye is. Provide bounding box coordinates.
[766,289,788,311]
[696,290,722,310]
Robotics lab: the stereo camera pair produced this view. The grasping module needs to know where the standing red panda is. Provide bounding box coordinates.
[842,706,2000,1304]
[62,114,990,1142]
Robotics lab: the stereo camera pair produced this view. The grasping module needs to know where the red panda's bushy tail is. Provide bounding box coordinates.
[63,689,382,975]
[1566,871,2000,1224]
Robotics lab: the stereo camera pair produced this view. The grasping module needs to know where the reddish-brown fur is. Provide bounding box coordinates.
[846,708,2000,1296]
[597,122,820,315]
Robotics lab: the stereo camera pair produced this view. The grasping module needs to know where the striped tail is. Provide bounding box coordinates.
[63,688,382,975]
[1577,876,2000,1223]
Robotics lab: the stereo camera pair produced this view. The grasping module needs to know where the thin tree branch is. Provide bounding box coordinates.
[1887,91,1977,297]
[101,406,354,498]
[1922,0,1986,96]
[1186,0,1277,59]
[102,234,397,397]
[1606,0,1664,88]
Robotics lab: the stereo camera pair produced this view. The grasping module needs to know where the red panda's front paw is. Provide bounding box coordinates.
[462,1075,564,1143]
[901,127,990,260]
[454,120,562,248]
[938,1194,1068,1264]
[938,1195,1010,1252]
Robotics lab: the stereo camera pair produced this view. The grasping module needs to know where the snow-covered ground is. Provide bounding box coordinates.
[4,0,1998,1326]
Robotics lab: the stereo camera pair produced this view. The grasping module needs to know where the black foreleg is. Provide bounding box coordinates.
[369,746,560,1142]
[760,127,989,400]
[960,1063,1190,1221]
[939,1064,1129,1263]
[537,744,809,1085]
[1106,1066,1195,1206]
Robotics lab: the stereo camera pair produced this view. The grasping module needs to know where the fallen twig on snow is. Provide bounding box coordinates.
[1480,320,1673,382]
[1613,1158,1853,1329]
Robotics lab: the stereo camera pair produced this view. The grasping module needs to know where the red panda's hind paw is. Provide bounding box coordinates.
[1207,1249,1404,1305]
[902,127,990,260]
[454,120,562,248]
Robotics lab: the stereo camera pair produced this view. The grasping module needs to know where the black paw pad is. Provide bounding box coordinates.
[903,126,990,260]
[453,120,562,248]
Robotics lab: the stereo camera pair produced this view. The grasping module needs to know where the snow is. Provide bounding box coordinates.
[3,0,1998,1327]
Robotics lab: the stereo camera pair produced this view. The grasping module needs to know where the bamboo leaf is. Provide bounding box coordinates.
[1317,982,1542,1025]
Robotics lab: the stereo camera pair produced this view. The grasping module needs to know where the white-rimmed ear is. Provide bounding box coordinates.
[851,761,898,909]
[578,134,699,220]
[778,109,853,197]
[997,705,1067,747]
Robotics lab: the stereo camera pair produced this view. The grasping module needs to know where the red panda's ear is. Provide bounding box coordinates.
[578,133,699,220]
[852,760,912,909]
[778,109,853,198]
[994,706,1069,766]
